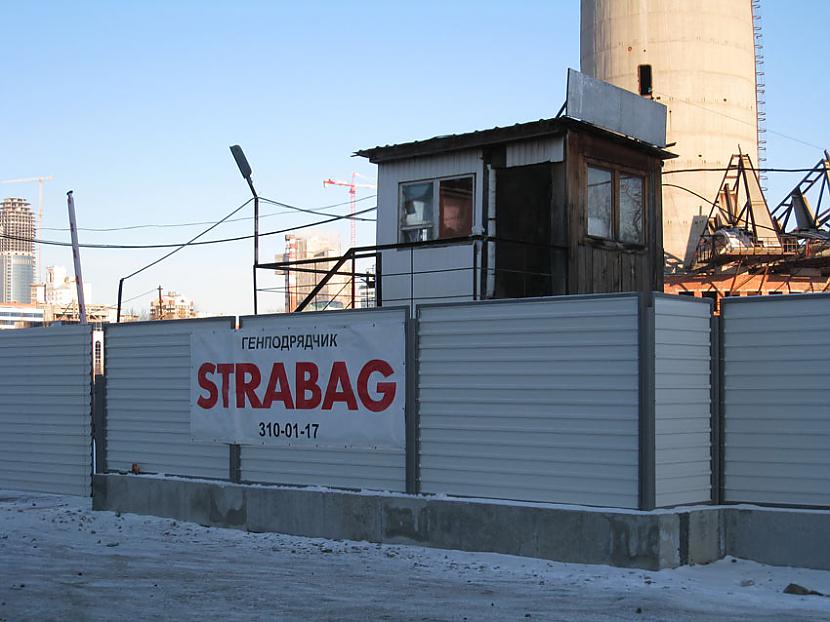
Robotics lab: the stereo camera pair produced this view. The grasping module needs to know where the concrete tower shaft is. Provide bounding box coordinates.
[580,0,759,266]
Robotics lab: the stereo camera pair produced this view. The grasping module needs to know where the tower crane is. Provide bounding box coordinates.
[322,172,376,249]
[0,176,54,282]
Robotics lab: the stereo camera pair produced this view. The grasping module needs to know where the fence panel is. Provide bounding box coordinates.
[653,295,712,507]
[0,325,92,495]
[722,294,830,507]
[417,295,641,508]
[238,309,407,492]
[105,318,232,480]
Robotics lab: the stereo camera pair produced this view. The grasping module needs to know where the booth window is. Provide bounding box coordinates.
[400,176,473,243]
[619,174,644,244]
[587,166,613,238]
[586,164,645,245]
[400,182,434,242]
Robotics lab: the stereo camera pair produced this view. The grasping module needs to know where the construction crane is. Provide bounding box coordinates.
[322,173,376,249]
[0,176,54,282]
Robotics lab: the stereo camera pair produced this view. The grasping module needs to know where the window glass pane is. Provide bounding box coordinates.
[401,227,430,243]
[439,177,473,238]
[587,166,612,238]
[619,174,644,244]
[400,182,434,241]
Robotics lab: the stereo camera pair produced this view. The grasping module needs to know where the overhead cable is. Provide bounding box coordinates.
[656,91,826,151]
[41,194,377,232]
[0,205,377,250]
[663,167,822,174]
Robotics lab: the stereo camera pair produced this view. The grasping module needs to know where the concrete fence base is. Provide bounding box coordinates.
[92,474,830,571]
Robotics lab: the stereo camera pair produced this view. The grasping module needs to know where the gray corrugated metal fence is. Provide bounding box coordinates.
[105,318,232,480]
[416,295,642,508]
[722,295,830,507]
[0,325,92,496]
[238,309,407,492]
[653,295,712,507]
[14,292,830,511]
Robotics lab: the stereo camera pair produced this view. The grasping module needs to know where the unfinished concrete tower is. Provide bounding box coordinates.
[0,198,35,303]
[581,0,759,267]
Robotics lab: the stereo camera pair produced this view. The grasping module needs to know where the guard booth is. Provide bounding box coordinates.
[355,69,673,308]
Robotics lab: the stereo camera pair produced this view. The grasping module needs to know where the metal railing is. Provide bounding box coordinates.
[694,233,801,265]
[257,235,565,313]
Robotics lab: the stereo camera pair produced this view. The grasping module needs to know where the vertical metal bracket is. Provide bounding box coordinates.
[710,313,725,504]
[638,292,656,511]
[405,313,420,495]
[93,375,107,475]
[229,445,241,483]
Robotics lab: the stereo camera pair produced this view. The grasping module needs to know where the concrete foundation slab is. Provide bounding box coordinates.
[92,474,829,571]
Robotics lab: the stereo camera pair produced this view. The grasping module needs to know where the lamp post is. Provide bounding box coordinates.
[230,145,259,315]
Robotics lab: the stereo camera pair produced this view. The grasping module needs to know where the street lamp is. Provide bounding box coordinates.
[230,145,260,315]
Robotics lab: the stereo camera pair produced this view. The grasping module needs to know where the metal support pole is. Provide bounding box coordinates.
[231,146,259,315]
[116,278,124,323]
[67,191,87,324]
[250,182,259,316]
[351,255,356,309]
[375,252,383,307]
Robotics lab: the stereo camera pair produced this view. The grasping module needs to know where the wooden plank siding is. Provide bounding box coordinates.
[564,130,664,295]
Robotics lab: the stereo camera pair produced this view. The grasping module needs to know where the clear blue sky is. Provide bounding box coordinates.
[1,1,828,315]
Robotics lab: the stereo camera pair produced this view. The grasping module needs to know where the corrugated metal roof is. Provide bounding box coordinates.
[355,115,675,163]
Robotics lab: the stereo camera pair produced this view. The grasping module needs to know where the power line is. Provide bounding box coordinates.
[114,201,376,318]
[0,205,378,250]
[121,197,254,282]
[657,91,826,151]
[121,287,160,304]
[259,196,376,222]
[664,181,827,240]
[663,166,822,175]
[662,183,717,205]
[40,194,377,232]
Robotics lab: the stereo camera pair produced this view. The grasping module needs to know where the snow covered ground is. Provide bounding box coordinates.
[1,491,829,621]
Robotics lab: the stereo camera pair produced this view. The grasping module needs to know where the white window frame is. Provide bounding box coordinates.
[398,174,475,243]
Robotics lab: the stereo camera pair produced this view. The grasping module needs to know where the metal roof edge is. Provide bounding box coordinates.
[355,115,674,163]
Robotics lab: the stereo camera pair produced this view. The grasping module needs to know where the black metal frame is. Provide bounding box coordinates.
[259,234,574,314]
[259,235,484,312]
[689,152,830,277]
[770,151,830,231]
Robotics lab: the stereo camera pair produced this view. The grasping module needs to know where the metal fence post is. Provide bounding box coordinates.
[229,445,241,483]
[93,374,107,474]
[405,313,420,495]
[710,313,725,504]
[638,292,656,511]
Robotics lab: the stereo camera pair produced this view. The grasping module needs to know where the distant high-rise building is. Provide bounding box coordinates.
[282,232,352,312]
[0,198,36,303]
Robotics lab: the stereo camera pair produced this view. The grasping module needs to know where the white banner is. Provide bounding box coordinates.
[190,315,406,448]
